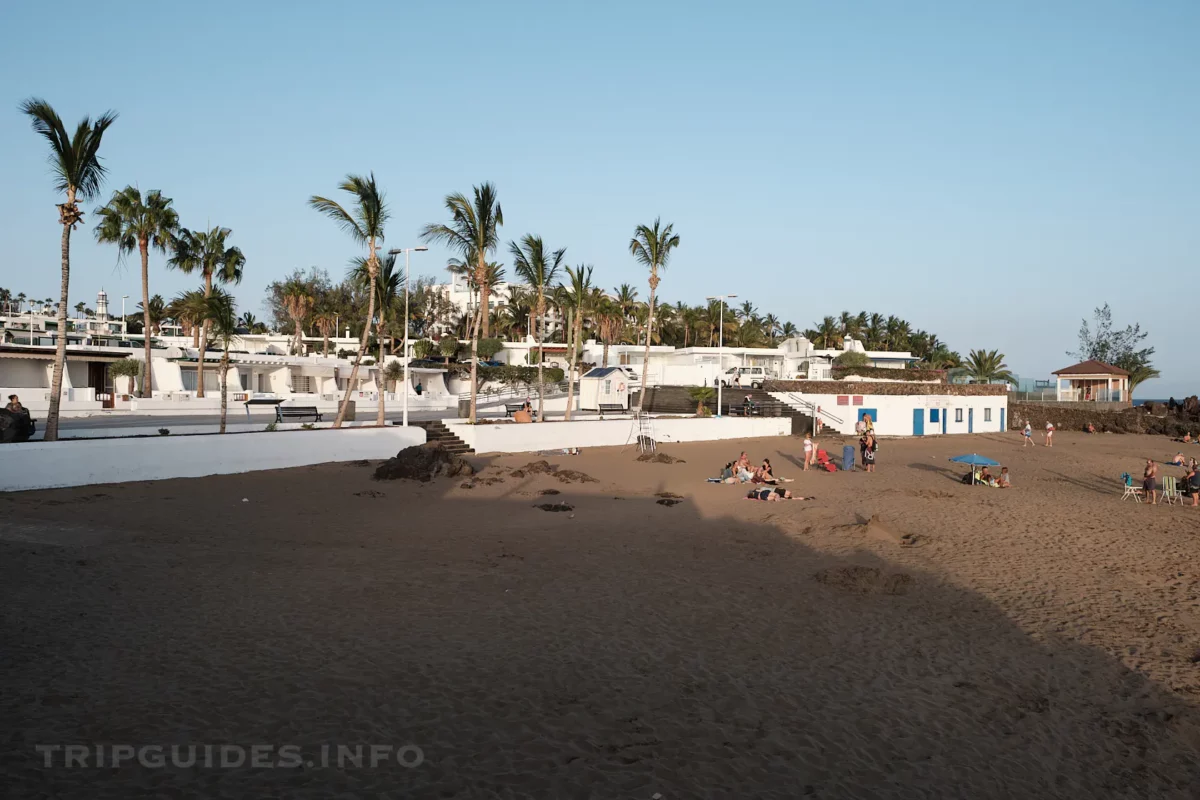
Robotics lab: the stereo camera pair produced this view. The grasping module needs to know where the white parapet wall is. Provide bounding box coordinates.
[446,416,790,454]
[0,426,425,493]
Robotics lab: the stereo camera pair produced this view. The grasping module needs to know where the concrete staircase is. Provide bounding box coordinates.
[632,386,811,435]
[408,420,474,455]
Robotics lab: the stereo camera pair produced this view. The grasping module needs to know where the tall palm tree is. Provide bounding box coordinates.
[963,349,1016,384]
[865,313,885,349]
[168,226,245,397]
[199,289,238,432]
[629,219,680,410]
[510,235,566,421]
[595,302,623,367]
[19,98,117,441]
[95,187,179,400]
[738,301,758,322]
[313,311,337,356]
[781,321,798,339]
[351,252,402,361]
[561,264,594,420]
[309,173,389,427]
[421,183,503,424]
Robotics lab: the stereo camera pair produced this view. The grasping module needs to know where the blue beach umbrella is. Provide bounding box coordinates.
[949,453,1000,484]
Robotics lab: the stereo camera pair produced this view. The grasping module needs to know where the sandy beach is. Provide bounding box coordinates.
[3,431,1199,798]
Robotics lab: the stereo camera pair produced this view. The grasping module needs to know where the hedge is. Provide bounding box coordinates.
[831,365,946,382]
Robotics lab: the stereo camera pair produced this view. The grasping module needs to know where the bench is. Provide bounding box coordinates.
[598,403,627,417]
[276,405,322,423]
[505,403,525,417]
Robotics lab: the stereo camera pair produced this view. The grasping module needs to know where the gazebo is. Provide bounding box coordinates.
[1052,360,1129,403]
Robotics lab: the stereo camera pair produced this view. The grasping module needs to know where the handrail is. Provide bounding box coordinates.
[775,392,845,425]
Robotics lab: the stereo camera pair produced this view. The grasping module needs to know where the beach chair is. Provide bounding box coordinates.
[1161,476,1182,505]
[1120,473,1142,502]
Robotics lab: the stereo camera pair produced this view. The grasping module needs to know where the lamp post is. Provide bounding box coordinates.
[121,295,129,341]
[388,246,428,427]
[706,294,737,417]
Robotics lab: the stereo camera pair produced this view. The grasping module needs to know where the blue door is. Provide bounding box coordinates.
[968,408,974,434]
[912,408,924,436]
[858,408,877,425]
[1000,407,1006,432]
[942,410,947,434]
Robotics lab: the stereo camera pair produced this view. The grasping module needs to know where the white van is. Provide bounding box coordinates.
[720,366,767,388]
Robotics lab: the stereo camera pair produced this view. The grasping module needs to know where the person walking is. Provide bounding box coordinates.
[1044,421,1055,447]
[1023,421,1034,447]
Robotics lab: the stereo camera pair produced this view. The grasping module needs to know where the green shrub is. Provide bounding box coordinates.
[157,428,170,436]
[832,351,871,368]
[412,339,435,360]
[438,337,461,358]
[477,337,504,360]
[108,358,142,378]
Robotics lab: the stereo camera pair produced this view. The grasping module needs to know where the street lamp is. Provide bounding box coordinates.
[706,294,737,417]
[388,246,429,427]
[121,295,129,341]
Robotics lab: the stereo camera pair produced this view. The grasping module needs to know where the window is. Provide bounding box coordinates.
[836,396,849,405]
[852,396,863,406]
[955,409,963,423]
[292,375,314,394]
[603,379,612,394]
[984,408,992,422]
[930,409,940,423]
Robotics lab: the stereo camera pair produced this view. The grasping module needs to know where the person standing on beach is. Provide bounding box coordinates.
[1143,459,1159,505]
[862,433,877,473]
[1044,421,1055,447]
[802,434,814,470]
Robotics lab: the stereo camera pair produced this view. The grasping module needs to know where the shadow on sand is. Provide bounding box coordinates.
[1,462,1198,798]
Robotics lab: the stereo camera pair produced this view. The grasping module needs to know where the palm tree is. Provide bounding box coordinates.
[510,235,566,421]
[19,98,117,441]
[814,316,839,349]
[309,173,389,427]
[595,303,623,367]
[200,288,237,433]
[95,187,180,400]
[865,313,885,349]
[629,219,680,410]
[137,294,167,335]
[169,289,209,350]
[963,349,1016,384]
[738,301,758,322]
[1126,364,1160,399]
[351,252,402,360]
[614,284,639,322]
[168,226,245,397]
[313,311,337,356]
[561,264,594,420]
[421,183,504,424]
[282,281,315,355]
[781,321,798,339]
[73,301,86,317]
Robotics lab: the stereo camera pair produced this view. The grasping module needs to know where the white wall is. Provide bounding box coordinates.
[0,359,50,388]
[0,426,426,492]
[446,416,790,454]
[771,391,1007,436]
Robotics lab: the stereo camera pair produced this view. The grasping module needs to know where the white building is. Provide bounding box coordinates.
[431,274,564,338]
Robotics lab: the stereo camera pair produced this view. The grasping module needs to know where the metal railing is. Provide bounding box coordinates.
[774,393,845,425]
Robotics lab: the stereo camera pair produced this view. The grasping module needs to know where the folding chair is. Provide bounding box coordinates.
[1120,473,1143,502]
[1161,476,1182,505]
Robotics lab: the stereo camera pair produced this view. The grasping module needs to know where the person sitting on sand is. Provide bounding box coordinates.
[745,487,806,501]
[998,466,1011,488]
[1185,432,1194,444]
[1086,422,1096,434]
[978,466,994,485]
[1170,453,1186,466]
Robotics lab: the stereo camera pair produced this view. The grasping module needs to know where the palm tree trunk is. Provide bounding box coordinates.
[480,282,490,338]
[322,332,329,357]
[376,315,386,427]
[139,240,154,398]
[636,275,657,412]
[196,273,212,398]
[468,303,481,423]
[219,343,230,434]
[43,216,73,442]
[536,294,546,422]
[334,261,376,428]
[602,338,610,368]
[565,309,575,421]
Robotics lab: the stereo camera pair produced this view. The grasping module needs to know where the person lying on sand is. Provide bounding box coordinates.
[745,488,809,501]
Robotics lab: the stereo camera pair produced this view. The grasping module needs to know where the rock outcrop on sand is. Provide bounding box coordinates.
[508,461,597,483]
[637,452,686,464]
[373,441,475,482]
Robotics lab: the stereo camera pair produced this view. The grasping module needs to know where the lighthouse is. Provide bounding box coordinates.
[96,289,109,320]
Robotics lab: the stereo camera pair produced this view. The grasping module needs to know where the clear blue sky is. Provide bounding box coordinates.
[1,1,1194,395]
